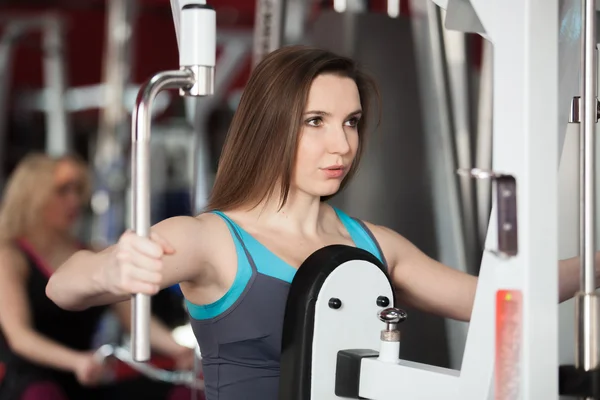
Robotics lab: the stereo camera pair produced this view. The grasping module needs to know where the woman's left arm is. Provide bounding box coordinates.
[86,243,195,368]
[366,222,596,323]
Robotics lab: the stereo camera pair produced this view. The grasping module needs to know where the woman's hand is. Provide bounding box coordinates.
[102,230,176,296]
[72,351,107,387]
[171,345,197,371]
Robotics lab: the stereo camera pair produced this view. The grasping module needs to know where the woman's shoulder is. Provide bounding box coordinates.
[329,210,411,270]
[152,213,239,253]
[0,240,30,277]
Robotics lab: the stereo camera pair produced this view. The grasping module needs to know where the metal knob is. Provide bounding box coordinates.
[378,308,407,332]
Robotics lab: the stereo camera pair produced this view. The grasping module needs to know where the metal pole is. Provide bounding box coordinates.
[92,0,137,248]
[581,0,597,295]
[576,0,600,372]
[131,2,216,363]
[387,0,400,18]
[252,0,287,68]
[475,40,493,250]
[42,16,71,157]
[190,36,251,213]
[131,70,195,362]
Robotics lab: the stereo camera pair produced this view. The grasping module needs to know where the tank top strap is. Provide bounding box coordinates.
[332,207,388,269]
[183,211,259,321]
[14,238,53,279]
[211,211,258,273]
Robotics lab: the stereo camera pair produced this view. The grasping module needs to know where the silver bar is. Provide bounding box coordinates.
[576,0,599,372]
[95,344,204,389]
[387,0,400,18]
[93,0,137,247]
[441,12,480,275]
[252,0,286,68]
[580,0,597,297]
[283,0,309,44]
[42,17,70,156]
[334,0,367,13]
[189,38,251,213]
[576,294,600,371]
[131,69,195,362]
[475,39,493,247]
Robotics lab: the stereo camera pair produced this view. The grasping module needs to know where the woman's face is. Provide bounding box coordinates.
[292,73,362,198]
[43,160,87,232]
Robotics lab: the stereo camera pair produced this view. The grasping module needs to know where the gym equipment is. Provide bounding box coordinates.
[253,0,286,68]
[130,0,216,362]
[94,344,204,390]
[0,15,71,187]
[279,0,599,399]
[91,0,138,247]
[559,0,600,396]
[279,245,396,400]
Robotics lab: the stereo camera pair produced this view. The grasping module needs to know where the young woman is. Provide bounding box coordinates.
[0,154,196,399]
[47,46,592,400]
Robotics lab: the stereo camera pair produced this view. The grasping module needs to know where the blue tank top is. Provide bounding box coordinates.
[185,207,387,400]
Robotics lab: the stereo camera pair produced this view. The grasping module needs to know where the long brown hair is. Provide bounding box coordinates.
[207,45,380,212]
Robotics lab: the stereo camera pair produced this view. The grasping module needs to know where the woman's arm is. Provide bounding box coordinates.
[368,223,596,322]
[0,245,86,373]
[555,254,600,301]
[47,215,214,311]
[370,224,476,322]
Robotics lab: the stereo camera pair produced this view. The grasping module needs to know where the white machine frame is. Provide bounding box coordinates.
[307,1,560,399]
[397,0,559,398]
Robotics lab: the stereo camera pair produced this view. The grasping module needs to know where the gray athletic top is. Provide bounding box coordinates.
[185,208,387,400]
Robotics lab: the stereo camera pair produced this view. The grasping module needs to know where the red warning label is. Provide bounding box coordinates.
[495,290,522,400]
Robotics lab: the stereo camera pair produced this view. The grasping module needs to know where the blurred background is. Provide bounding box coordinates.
[0,0,489,372]
[0,0,589,396]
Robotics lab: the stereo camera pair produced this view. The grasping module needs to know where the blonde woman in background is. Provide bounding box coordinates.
[0,153,198,400]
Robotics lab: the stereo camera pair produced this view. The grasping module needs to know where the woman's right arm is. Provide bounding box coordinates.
[47,215,214,311]
[0,245,87,372]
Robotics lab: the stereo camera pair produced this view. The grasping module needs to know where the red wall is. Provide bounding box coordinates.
[0,0,413,89]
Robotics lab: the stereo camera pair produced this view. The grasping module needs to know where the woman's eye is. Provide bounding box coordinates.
[306,117,323,127]
[345,117,360,127]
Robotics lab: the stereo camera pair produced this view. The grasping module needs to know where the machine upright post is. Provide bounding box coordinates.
[42,16,71,157]
[576,0,600,373]
[130,1,216,362]
[252,0,287,68]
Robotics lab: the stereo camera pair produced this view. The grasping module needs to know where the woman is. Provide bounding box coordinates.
[0,153,197,399]
[47,46,591,400]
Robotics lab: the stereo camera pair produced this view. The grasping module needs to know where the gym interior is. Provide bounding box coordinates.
[0,0,595,399]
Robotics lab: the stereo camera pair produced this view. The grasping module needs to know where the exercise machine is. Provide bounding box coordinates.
[278,0,600,399]
[0,14,71,188]
[129,0,216,363]
[94,343,204,391]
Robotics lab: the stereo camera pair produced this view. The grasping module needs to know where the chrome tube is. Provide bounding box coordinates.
[576,0,599,372]
[92,0,137,247]
[95,344,203,389]
[130,69,194,362]
[42,16,70,156]
[580,0,597,295]
[252,0,287,68]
